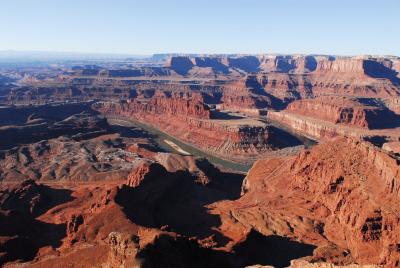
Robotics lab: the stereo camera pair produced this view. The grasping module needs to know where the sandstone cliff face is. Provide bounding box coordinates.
[267,111,353,140]
[382,142,400,155]
[129,91,211,119]
[93,91,211,121]
[165,54,400,76]
[285,97,395,129]
[213,139,400,266]
[126,161,168,188]
[220,76,276,112]
[266,96,400,143]
[258,55,318,73]
[314,57,365,74]
[184,117,271,155]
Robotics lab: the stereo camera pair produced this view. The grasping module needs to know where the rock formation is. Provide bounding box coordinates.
[212,138,400,266]
[284,97,397,129]
[382,141,400,155]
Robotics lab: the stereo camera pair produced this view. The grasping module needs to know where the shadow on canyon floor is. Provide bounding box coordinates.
[269,125,305,148]
[0,213,67,265]
[0,183,74,264]
[108,124,155,139]
[137,230,316,268]
[0,182,74,217]
[232,229,316,268]
[210,110,245,120]
[108,123,169,153]
[116,167,244,246]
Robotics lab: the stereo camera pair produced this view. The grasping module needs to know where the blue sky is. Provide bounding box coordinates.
[1,0,399,56]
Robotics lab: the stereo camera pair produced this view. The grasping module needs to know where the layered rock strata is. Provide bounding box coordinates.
[267,97,400,141]
[284,97,396,129]
[212,138,400,266]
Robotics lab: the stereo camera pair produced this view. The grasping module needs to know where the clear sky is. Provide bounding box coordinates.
[1,0,399,56]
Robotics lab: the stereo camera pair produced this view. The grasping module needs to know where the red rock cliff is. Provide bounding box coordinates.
[213,138,400,266]
[285,97,392,129]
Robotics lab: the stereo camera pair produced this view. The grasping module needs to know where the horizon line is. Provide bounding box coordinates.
[0,49,399,59]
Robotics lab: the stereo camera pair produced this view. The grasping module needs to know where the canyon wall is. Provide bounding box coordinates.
[267,96,400,142]
[164,55,400,99]
[267,111,349,140]
[285,97,396,129]
[213,138,400,266]
[165,54,400,77]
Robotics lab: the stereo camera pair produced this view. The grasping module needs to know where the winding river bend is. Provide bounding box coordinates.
[107,117,253,173]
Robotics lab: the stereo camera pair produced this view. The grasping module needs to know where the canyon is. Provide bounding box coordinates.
[0,53,399,267]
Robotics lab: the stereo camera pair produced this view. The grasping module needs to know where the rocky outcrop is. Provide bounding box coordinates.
[0,161,320,267]
[0,179,48,216]
[382,141,400,154]
[194,56,230,73]
[165,55,400,100]
[258,55,318,73]
[107,232,139,267]
[219,76,277,113]
[126,161,168,188]
[213,138,400,266]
